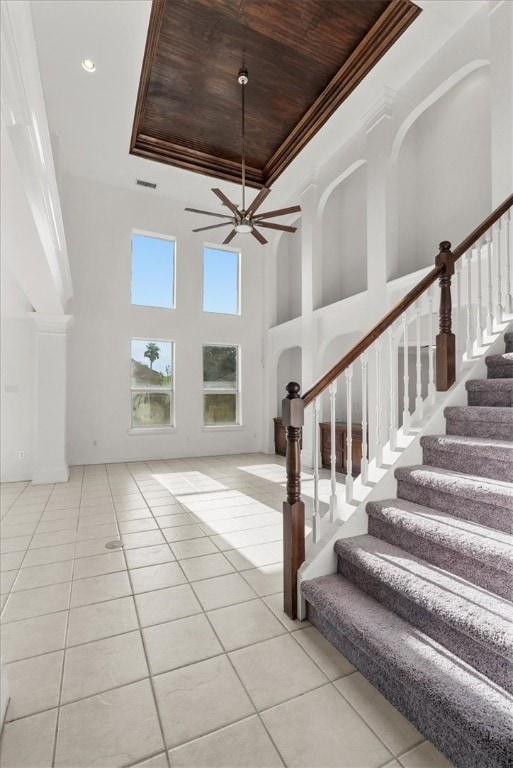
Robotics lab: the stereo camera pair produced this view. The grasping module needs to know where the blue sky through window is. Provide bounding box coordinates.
[131,233,175,308]
[203,247,239,314]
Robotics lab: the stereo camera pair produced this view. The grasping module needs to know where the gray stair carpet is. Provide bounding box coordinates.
[367,498,513,600]
[466,378,513,406]
[444,405,513,440]
[420,433,513,481]
[301,331,513,768]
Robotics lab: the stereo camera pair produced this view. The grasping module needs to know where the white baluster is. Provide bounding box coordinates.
[414,299,423,421]
[465,250,474,359]
[504,211,512,315]
[375,339,383,467]
[345,365,353,503]
[402,312,411,434]
[486,228,494,335]
[328,381,338,522]
[455,257,462,372]
[388,328,397,449]
[494,221,503,324]
[476,239,484,347]
[427,285,436,406]
[312,397,321,543]
[361,353,369,483]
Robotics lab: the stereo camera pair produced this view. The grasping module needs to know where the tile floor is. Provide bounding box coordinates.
[0,454,452,768]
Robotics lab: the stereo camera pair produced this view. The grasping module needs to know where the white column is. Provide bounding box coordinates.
[31,313,74,484]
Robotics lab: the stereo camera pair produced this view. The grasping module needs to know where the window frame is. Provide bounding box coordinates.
[129,337,175,432]
[202,342,241,428]
[202,242,241,316]
[131,229,177,310]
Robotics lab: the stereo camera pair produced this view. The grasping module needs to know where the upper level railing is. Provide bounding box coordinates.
[282,193,513,619]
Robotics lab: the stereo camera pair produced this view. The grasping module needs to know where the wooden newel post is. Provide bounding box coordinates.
[435,241,456,391]
[282,381,305,620]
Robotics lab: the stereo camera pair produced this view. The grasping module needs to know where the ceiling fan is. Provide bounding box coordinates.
[185,69,301,245]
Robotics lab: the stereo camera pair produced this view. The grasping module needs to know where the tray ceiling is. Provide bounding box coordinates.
[131,0,421,188]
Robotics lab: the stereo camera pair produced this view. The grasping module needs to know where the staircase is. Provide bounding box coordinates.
[301,332,513,768]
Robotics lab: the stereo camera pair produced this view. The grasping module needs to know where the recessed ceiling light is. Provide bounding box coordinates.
[81,59,96,73]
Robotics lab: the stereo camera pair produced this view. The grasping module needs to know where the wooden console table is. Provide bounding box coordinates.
[319,421,365,476]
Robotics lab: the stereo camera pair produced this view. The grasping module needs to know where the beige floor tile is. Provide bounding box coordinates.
[36,518,78,533]
[335,673,423,756]
[118,518,158,534]
[240,564,283,596]
[55,680,164,768]
[67,596,139,646]
[29,530,77,549]
[1,536,32,554]
[77,513,117,528]
[5,651,63,721]
[191,572,257,611]
[74,538,117,558]
[292,626,355,680]
[153,655,254,749]
[162,524,206,542]
[73,550,126,579]
[261,684,392,767]
[132,753,169,767]
[156,512,195,527]
[0,610,68,662]
[0,709,58,768]
[170,537,218,560]
[1,522,38,538]
[121,530,166,549]
[135,584,201,627]
[23,543,75,567]
[62,631,148,703]
[39,508,78,521]
[114,500,150,512]
[382,761,402,768]
[230,634,327,710]
[224,545,280,571]
[75,522,119,541]
[167,715,283,767]
[208,530,257,551]
[207,599,286,651]
[71,571,132,608]
[143,613,223,675]
[0,551,25,573]
[130,562,186,594]
[179,552,235,582]
[13,561,73,592]
[198,519,243,536]
[262,593,310,631]
[246,524,283,545]
[398,742,454,767]
[125,544,175,569]
[115,508,153,521]
[1,581,71,623]
[1,570,17,594]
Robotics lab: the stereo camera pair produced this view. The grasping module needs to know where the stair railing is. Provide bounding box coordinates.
[282,194,513,619]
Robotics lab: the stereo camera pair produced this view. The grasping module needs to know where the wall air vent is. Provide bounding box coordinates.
[136,179,157,189]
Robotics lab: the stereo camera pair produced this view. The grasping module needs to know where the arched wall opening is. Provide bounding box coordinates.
[320,332,363,424]
[276,346,302,416]
[318,163,367,309]
[393,65,491,280]
[276,220,302,325]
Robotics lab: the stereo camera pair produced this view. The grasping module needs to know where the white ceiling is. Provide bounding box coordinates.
[30,0,486,211]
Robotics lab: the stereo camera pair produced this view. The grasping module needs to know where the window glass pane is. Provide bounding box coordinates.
[132,233,175,308]
[131,340,173,389]
[203,247,239,314]
[204,394,236,425]
[203,345,237,390]
[132,392,172,427]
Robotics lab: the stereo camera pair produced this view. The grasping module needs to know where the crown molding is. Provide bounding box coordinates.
[29,313,75,334]
[1,1,73,308]
[363,87,397,134]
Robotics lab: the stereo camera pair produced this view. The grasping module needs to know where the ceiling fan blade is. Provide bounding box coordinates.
[253,205,302,220]
[212,188,239,215]
[256,221,297,233]
[192,222,232,233]
[185,207,233,219]
[223,229,237,245]
[246,187,271,216]
[251,228,268,245]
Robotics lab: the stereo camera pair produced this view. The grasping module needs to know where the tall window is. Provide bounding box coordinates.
[131,231,175,309]
[131,340,174,428]
[203,344,239,425]
[203,247,240,314]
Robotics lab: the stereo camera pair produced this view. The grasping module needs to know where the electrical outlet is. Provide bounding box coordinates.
[18,451,25,459]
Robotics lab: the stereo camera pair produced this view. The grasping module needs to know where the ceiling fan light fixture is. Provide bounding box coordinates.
[234,222,253,234]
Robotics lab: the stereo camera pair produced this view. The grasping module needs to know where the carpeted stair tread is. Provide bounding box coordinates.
[444,405,513,423]
[444,405,513,440]
[302,574,513,768]
[466,379,513,407]
[334,534,513,690]
[420,434,513,481]
[486,353,513,378]
[366,498,513,575]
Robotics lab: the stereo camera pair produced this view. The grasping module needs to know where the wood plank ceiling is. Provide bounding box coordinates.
[131,0,421,188]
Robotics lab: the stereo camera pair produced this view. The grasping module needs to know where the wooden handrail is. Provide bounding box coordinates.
[302,194,513,407]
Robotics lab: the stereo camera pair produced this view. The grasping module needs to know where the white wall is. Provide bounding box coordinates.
[276,221,302,325]
[63,175,267,465]
[276,346,302,416]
